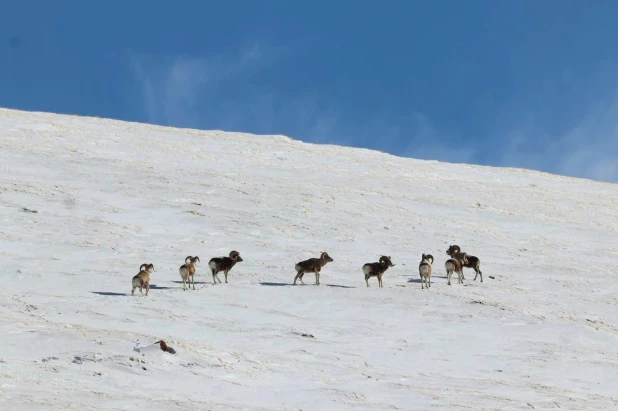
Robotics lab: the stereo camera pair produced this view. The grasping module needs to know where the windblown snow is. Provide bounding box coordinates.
[1,108,617,410]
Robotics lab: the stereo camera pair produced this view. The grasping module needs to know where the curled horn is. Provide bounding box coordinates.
[149,263,155,271]
[140,263,148,272]
[380,255,395,266]
[230,250,243,262]
[194,256,200,263]
[185,256,193,264]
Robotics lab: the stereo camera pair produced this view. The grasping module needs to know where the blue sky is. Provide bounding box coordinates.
[2,1,618,182]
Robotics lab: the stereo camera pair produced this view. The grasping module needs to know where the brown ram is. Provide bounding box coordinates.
[132,263,154,296]
[445,254,468,285]
[179,256,200,290]
[446,245,483,282]
[293,252,333,285]
[362,256,395,288]
[419,254,433,289]
[208,251,243,284]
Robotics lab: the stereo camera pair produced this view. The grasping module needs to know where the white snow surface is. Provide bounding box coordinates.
[1,107,618,410]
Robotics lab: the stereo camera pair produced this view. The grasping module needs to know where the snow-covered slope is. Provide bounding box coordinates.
[1,108,617,410]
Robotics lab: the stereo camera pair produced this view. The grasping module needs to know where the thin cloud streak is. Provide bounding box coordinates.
[128,54,158,124]
[128,45,618,183]
[401,113,477,165]
[128,43,274,128]
[498,88,618,182]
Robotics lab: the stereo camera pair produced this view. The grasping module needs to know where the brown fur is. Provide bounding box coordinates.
[362,256,395,288]
[419,254,433,290]
[156,340,176,354]
[446,245,483,282]
[445,256,467,285]
[294,252,333,285]
[208,250,243,284]
[132,263,154,296]
[179,256,200,290]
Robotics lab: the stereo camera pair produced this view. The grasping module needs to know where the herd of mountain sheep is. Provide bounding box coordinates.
[131,244,483,296]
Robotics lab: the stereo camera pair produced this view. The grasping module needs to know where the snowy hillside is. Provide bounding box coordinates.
[1,107,617,410]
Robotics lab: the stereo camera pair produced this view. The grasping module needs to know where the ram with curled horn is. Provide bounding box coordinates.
[208,250,243,284]
[446,245,483,283]
[419,254,433,290]
[445,253,468,286]
[293,252,333,285]
[132,263,154,296]
[179,256,200,290]
[362,255,395,288]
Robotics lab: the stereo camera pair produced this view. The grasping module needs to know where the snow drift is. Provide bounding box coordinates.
[1,108,617,410]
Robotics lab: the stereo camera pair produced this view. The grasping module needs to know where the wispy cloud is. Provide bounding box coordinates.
[400,113,477,164]
[127,43,482,169]
[128,45,618,183]
[128,54,158,123]
[496,88,618,182]
[128,43,275,128]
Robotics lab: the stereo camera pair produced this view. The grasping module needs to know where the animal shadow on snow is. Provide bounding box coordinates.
[172,280,210,285]
[407,276,449,283]
[91,284,172,296]
[91,291,127,297]
[260,282,356,288]
[260,282,292,287]
[149,284,172,290]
